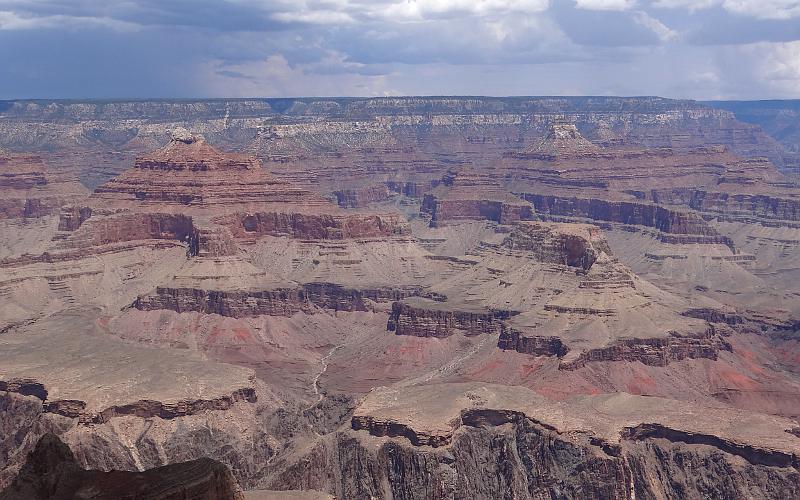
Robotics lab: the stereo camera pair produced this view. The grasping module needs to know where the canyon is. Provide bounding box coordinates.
[1,96,800,498]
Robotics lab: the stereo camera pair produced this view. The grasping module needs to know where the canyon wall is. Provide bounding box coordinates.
[271,411,800,500]
[134,283,442,318]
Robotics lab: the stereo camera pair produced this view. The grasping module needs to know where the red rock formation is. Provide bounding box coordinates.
[559,335,732,370]
[653,188,800,225]
[500,221,611,270]
[497,327,569,357]
[92,133,326,211]
[58,131,409,245]
[387,300,519,338]
[133,283,441,318]
[421,167,533,226]
[220,211,409,240]
[519,193,735,248]
[334,185,392,208]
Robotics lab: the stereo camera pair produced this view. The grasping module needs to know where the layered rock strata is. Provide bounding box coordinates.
[0,151,87,219]
[134,283,444,318]
[57,132,409,246]
[652,187,800,225]
[496,327,569,357]
[521,193,735,248]
[421,167,533,226]
[220,212,409,240]
[387,299,519,338]
[387,221,725,369]
[560,335,732,369]
[516,122,601,159]
[334,185,392,208]
[500,220,611,270]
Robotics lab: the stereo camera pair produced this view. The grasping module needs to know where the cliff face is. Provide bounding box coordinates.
[222,211,410,240]
[4,96,800,499]
[134,283,439,318]
[273,406,800,500]
[520,193,736,248]
[497,327,569,357]
[652,188,800,225]
[324,386,800,500]
[421,197,533,226]
[334,185,392,208]
[521,194,718,236]
[559,335,732,370]
[420,167,534,226]
[387,301,518,338]
[500,221,611,270]
[706,100,800,172]
[0,433,245,500]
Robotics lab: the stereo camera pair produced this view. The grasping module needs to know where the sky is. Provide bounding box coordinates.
[0,0,799,100]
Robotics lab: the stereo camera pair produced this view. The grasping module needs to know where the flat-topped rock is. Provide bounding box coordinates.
[0,312,258,422]
[353,382,800,458]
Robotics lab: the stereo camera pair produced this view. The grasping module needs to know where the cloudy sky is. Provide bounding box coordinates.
[1,0,799,99]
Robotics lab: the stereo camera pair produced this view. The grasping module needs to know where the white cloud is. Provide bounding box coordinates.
[271,10,355,24]
[240,0,551,25]
[0,10,139,31]
[652,0,800,20]
[575,0,637,11]
[752,40,800,89]
[374,0,551,21]
[633,10,678,42]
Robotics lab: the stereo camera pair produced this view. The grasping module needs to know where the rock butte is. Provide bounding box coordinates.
[2,97,800,498]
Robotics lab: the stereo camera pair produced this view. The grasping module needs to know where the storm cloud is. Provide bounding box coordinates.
[0,0,798,99]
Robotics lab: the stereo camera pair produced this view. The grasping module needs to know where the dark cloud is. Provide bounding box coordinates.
[0,0,798,99]
[550,2,668,47]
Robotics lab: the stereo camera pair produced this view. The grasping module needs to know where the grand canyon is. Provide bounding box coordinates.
[1,96,800,499]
